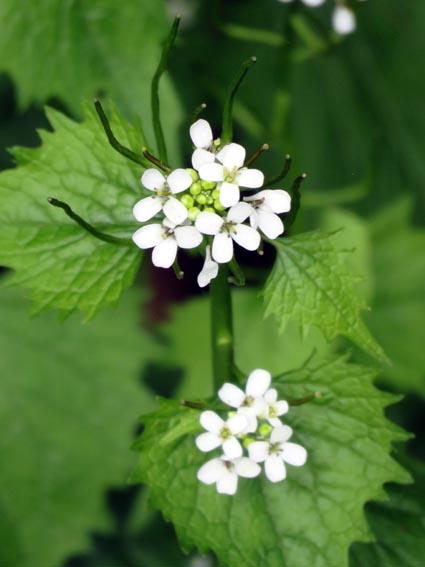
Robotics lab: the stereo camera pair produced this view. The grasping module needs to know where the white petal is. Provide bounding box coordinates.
[219,182,240,208]
[251,397,267,418]
[217,143,245,170]
[218,383,245,408]
[200,410,224,433]
[197,458,225,485]
[303,0,326,6]
[190,119,213,149]
[195,212,224,235]
[152,238,178,268]
[167,169,192,194]
[259,189,291,213]
[249,210,260,229]
[332,5,356,35]
[163,197,188,225]
[246,369,271,397]
[197,248,219,288]
[195,432,222,453]
[265,455,286,483]
[236,407,258,433]
[234,457,261,478]
[248,441,269,463]
[231,224,260,252]
[212,233,233,263]
[270,425,293,444]
[281,442,307,467]
[199,163,225,182]
[264,388,278,404]
[222,437,243,459]
[275,400,289,416]
[217,471,238,495]
[132,196,162,222]
[192,148,216,170]
[174,226,203,249]
[141,169,165,191]
[227,201,252,224]
[257,210,284,239]
[132,224,164,249]
[268,417,283,428]
[238,168,264,189]
[226,414,249,435]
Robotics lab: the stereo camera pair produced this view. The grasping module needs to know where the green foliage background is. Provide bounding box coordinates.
[0,0,424,565]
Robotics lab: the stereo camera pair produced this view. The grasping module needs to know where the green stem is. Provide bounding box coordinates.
[151,16,180,163]
[221,56,257,145]
[210,265,235,390]
[94,100,150,168]
[48,198,132,246]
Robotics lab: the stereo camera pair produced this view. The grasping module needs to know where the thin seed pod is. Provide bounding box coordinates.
[94,100,150,168]
[221,56,257,145]
[48,198,133,247]
[151,16,181,163]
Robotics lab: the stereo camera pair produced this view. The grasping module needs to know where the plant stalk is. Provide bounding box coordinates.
[210,265,235,390]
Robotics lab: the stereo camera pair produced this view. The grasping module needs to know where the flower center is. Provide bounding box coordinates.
[269,405,277,418]
[223,166,239,184]
[220,425,232,440]
[269,442,281,455]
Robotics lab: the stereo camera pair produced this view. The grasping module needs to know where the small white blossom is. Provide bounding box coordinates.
[197,245,219,288]
[198,143,264,208]
[132,218,202,269]
[244,189,291,239]
[197,456,261,495]
[195,202,260,263]
[133,168,192,225]
[248,425,307,483]
[278,0,325,6]
[190,119,217,171]
[256,388,289,428]
[332,5,356,35]
[218,369,273,433]
[196,410,248,459]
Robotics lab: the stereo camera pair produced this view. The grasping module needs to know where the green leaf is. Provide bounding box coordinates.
[0,0,182,162]
[365,198,425,395]
[0,103,144,319]
[133,355,409,567]
[351,456,425,567]
[0,284,156,567]
[264,231,387,362]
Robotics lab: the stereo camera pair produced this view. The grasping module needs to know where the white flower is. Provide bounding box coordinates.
[278,0,325,6]
[218,369,273,433]
[244,189,291,239]
[198,143,264,208]
[256,388,289,428]
[195,202,260,263]
[190,119,217,171]
[133,168,192,225]
[196,410,248,459]
[132,218,202,269]
[197,456,261,495]
[197,245,219,288]
[332,5,356,35]
[248,425,307,483]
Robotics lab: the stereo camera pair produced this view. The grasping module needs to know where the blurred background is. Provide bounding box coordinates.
[0,0,424,565]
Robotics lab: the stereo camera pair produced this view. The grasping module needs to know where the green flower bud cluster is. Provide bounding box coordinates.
[182,169,226,221]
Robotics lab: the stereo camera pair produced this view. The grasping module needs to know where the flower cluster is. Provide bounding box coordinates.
[278,0,367,35]
[132,119,291,287]
[196,369,307,495]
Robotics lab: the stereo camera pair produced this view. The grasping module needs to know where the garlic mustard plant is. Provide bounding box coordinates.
[196,369,307,494]
[131,116,293,287]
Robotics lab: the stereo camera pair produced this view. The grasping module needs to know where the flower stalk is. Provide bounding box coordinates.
[210,265,235,390]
